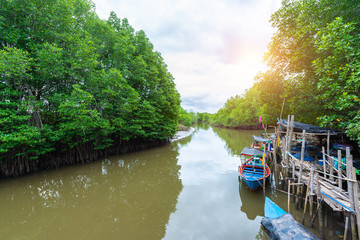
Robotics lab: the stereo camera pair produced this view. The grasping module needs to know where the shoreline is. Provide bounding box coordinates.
[170,127,196,142]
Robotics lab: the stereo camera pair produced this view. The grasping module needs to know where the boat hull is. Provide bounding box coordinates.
[239,157,271,191]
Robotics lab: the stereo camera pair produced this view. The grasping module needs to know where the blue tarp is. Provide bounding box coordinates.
[293,152,314,162]
[278,119,342,135]
[261,213,320,240]
[262,197,320,240]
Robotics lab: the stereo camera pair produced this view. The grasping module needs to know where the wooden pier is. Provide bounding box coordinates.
[270,115,360,240]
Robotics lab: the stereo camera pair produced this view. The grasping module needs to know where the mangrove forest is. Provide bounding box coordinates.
[0,0,181,177]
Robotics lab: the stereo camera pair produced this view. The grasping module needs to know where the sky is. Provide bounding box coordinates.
[91,0,282,113]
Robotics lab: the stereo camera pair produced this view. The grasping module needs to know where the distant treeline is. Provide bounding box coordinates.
[208,0,360,146]
[0,0,181,176]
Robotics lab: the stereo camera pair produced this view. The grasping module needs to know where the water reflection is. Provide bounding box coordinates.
[212,127,263,156]
[0,124,345,239]
[238,178,264,220]
[0,145,182,240]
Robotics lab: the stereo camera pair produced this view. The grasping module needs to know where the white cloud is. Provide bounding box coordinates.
[92,0,282,113]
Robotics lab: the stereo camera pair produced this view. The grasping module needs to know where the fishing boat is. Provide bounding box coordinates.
[261,197,319,240]
[238,155,271,191]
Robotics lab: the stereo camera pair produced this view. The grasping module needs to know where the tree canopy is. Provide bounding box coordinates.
[213,0,360,145]
[0,0,180,165]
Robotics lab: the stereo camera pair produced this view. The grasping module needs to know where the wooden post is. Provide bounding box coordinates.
[338,149,342,189]
[292,163,295,203]
[282,137,288,191]
[263,147,266,199]
[351,166,360,240]
[296,130,306,209]
[327,130,330,158]
[309,165,315,226]
[346,148,356,240]
[344,214,349,240]
[285,115,290,170]
[302,176,311,225]
[287,115,295,159]
[288,179,291,213]
[298,129,306,183]
[317,183,324,239]
[274,127,278,188]
[329,156,334,182]
[322,146,326,179]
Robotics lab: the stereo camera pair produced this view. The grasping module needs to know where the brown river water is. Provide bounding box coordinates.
[0,124,345,239]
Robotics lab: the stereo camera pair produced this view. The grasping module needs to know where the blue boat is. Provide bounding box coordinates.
[238,157,271,191]
[264,197,286,218]
[261,197,319,240]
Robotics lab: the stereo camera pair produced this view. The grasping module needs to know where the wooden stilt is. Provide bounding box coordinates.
[274,127,278,188]
[351,166,360,240]
[344,215,349,240]
[317,183,324,240]
[309,165,315,226]
[345,148,357,240]
[338,149,342,189]
[296,129,306,209]
[292,163,296,203]
[322,146,326,179]
[288,179,291,213]
[302,176,311,225]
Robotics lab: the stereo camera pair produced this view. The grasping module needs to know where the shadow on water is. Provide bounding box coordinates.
[0,144,183,240]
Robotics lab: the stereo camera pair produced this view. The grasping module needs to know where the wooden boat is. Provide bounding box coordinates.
[264,197,287,218]
[238,156,271,191]
[262,197,319,240]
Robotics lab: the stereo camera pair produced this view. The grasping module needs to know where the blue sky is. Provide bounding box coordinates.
[92,0,282,113]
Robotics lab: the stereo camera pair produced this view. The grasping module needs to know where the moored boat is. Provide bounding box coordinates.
[238,156,271,191]
[261,197,319,240]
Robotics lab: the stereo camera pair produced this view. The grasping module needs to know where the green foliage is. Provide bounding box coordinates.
[178,107,193,127]
[252,0,360,145]
[212,87,261,127]
[0,0,180,162]
[213,0,360,142]
[313,17,360,143]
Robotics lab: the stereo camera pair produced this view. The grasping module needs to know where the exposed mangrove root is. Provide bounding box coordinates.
[0,138,168,178]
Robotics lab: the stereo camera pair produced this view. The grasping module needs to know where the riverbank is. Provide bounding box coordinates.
[170,127,195,142]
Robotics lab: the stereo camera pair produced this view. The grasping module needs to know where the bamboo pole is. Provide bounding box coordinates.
[298,129,306,183]
[292,163,295,203]
[322,147,326,179]
[274,127,278,188]
[288,179,291,213]
[309,165,315,226]
[351,166,360,240]
[346,148,357,240]
[302,176,311,225]
[344,215,349,240]
[327,130,330,158]
[338,149,342,189]
[296,130,306,209]
[263,147,266,199]
[330,156,334,182]
[317,183,324,239]
[286,115,290,170]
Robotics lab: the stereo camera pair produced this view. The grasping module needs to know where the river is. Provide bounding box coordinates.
[0,124,344,239]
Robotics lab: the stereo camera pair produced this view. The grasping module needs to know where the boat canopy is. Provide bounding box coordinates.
[278,119,343,135]
[252,135,270,143]
[240,147,264,157]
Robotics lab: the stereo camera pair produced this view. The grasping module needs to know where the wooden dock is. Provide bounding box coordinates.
[271,115,360,240]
